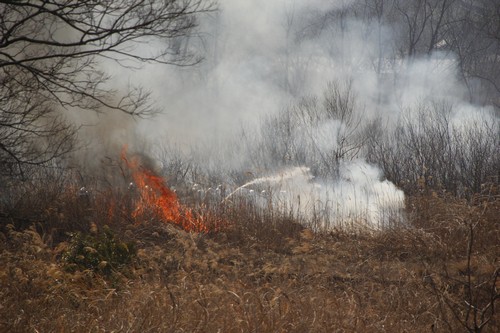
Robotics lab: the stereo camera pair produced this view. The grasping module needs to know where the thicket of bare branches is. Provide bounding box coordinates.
[0,0,212,178]
[256,80,367,181]
[366,101,499,197]
[352,0,500,108]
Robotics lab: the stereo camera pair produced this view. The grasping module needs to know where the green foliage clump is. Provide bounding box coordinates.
[62,226,136,276]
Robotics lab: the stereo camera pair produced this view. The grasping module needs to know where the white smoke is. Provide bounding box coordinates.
[235,162,405,230]
[94,0,497,229]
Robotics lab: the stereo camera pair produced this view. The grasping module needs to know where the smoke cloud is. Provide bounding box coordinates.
[85,0,497,228]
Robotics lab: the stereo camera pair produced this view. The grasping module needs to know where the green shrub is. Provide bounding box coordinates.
[62,226,136,276]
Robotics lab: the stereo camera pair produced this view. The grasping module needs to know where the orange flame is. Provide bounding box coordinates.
[121,146,209,233]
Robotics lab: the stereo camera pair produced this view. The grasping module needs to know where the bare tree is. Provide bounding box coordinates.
[0,0,213,178]
[258,80,366,180]
[391,0,457,57]
[446,0,500,107]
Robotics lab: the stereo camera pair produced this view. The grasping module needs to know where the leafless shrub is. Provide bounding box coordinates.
[258,80,367,181]
[367,101,499,198]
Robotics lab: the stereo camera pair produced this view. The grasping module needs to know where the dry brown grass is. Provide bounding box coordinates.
[1,179,499,332]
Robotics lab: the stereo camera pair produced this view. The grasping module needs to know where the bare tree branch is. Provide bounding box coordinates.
[0,0,214,178]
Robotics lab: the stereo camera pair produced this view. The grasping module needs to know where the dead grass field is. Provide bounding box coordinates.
[1,181,498,332]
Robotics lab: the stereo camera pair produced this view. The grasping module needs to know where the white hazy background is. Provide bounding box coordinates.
[86,0,497,228]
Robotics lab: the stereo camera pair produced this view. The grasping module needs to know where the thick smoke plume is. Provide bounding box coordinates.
[90,0,497,228]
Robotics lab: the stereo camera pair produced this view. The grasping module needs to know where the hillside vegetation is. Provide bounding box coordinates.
[1,170,498,332]
[1,0,499,332]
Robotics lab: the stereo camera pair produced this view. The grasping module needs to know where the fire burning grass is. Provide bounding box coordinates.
[121,146,211,233]
[0,166,498,332]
